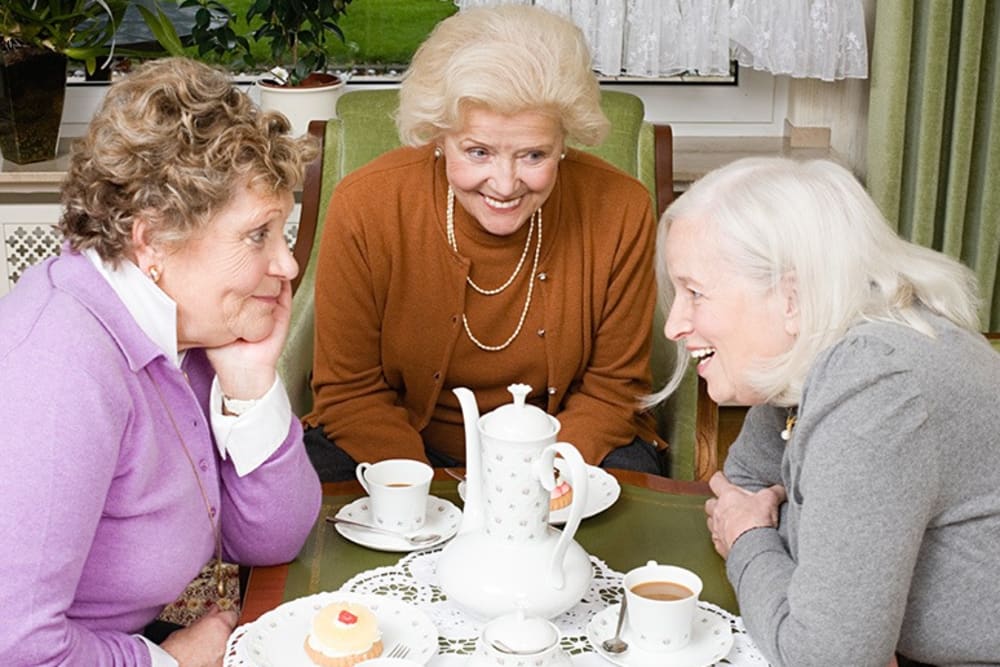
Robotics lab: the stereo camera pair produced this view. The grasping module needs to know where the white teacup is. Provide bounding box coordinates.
[355,459,433,532]
[623,560,703,652]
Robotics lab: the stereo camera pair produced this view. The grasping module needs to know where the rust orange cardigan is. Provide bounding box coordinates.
[305,144,659,465]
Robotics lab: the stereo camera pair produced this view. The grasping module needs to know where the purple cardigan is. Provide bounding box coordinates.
[0,250,322,665]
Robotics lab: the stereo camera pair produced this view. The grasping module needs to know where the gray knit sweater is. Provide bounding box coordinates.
[724,313,1000,666]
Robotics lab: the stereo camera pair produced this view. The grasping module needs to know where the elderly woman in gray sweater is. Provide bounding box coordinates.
[653,156,1000,667]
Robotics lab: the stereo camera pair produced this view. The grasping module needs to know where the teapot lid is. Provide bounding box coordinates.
[481,384,553,440]
[484,610,559,654]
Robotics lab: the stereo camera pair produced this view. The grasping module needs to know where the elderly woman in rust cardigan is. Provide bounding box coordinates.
[304,5,662,480]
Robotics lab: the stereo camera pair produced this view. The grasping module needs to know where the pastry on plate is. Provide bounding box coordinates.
[304,601,383,666]
[549,469,573,511]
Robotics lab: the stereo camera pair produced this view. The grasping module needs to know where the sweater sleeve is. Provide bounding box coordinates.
[307,182,428,463]
[218,415,322,565]
[726,336,935,666]
[722,404,787,491]
[555,194,657,464]
[0,355,153,666]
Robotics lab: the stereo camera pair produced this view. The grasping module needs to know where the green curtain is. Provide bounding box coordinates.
[867,0,1000,331]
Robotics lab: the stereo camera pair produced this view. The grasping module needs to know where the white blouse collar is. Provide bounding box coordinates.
[83,248,182,367]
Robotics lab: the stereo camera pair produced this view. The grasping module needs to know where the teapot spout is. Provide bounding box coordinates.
[453,387,484,534]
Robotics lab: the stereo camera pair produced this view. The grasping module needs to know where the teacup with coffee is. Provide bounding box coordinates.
[355,458,433,532]
[622,560,703,652]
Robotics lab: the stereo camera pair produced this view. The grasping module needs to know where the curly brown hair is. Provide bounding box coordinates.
[59,57,318,262]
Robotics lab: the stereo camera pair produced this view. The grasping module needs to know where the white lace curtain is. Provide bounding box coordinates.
[454,0,868,81]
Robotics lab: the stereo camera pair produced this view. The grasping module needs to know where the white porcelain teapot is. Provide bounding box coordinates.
[436,384,592,619]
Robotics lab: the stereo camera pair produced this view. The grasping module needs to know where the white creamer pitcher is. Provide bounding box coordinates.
[436,384,592,619]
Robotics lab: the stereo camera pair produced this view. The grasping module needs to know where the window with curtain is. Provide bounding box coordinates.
[455,0,868,81]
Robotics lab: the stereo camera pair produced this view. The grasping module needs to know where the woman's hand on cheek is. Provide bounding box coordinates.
[160,603,238,667]
[705,471,786,558]
[205,279,292,400]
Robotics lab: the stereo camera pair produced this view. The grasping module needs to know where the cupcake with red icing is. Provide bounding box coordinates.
[304,601,383,667]
[549,469,574,511]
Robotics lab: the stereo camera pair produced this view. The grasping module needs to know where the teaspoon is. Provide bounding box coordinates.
[491,639,539,655]
[325,516,441,545]
[601,594,629,654]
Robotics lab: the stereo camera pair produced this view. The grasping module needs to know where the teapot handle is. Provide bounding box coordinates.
[535,442,589,589]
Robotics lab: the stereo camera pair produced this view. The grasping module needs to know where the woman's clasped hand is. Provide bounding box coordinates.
[704,472,786,558]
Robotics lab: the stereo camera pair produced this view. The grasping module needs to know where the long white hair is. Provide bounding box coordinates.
[650,157,980,407]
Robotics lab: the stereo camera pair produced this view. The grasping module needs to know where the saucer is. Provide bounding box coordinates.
[457,463,621,525]
[333,496,461,552]
[586,603,734,667]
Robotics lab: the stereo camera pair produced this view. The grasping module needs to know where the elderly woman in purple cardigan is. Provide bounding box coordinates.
[0,58,322,666]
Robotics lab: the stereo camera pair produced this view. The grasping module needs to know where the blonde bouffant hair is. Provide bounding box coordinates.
[397,4,609,147]
[60,57,318,262]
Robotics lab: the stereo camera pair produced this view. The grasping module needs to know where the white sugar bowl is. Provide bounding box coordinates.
[469,610,572,666]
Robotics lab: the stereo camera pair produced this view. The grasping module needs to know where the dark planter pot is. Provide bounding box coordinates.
[0,47,67,165]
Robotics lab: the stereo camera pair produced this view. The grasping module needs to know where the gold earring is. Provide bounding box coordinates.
[148,266,161,283]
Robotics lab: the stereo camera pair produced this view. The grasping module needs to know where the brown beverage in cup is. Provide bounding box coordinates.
[630,580,694,601]
[355,459,433,530]
[622,561,703,652]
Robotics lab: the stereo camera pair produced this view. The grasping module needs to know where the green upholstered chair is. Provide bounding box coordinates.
[279,88,714,480]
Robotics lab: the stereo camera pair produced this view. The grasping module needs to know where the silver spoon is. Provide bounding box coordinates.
[491,639,534,655]
[325,516,441,545]
[601,595,629,654]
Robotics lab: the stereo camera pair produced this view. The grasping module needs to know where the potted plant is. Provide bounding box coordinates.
[166,0,352,136]
[1,0,127,164]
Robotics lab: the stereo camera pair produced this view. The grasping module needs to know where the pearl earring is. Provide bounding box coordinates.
[148,266,161,283]
[560,152,566,160]
[434,146,443,159]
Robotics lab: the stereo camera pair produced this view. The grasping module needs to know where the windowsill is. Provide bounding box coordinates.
[2,135,830,196]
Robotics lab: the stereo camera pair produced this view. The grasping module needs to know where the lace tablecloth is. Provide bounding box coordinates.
[226,546,770,666]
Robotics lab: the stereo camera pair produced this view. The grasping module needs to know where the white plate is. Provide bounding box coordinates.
[457,463,621,525]
[232,591,438,667]
[586,603,735,667]
[334,496,461,552]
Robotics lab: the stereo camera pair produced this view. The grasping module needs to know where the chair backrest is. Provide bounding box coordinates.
[279,88,711,479]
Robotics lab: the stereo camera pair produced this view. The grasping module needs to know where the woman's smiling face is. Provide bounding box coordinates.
[440,106,564,236]
[662,216,798,405]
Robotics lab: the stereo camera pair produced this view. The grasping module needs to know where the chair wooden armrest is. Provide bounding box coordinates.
[291,120,329,295]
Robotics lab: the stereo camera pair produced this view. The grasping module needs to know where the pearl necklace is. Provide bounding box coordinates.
[445,185,543,352]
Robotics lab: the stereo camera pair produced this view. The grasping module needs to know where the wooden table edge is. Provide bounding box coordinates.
[238,469,710,624]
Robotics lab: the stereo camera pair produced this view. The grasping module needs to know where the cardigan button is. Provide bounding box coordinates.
[547,386,557,395]
[199,459,209,472]
[433,371,442,381]
[536,329,545,337]
[537,272,548,281]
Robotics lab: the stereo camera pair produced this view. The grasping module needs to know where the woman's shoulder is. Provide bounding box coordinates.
[804,314,994,410]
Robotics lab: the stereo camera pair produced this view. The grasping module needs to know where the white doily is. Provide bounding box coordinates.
[226,546,770,666]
